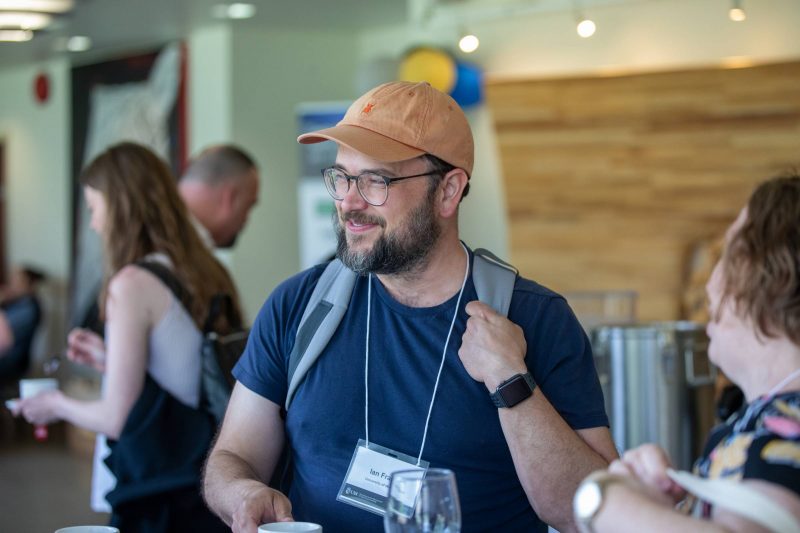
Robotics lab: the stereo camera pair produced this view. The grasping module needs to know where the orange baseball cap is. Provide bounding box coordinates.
[298,81,474,176]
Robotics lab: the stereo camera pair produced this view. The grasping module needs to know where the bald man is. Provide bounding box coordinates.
[179,144,260,249]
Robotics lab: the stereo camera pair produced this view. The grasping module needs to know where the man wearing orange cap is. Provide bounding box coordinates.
[204,81,618,533]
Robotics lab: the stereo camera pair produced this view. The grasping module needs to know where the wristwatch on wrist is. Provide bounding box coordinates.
[573,472,621,533]
[490,372,536,408]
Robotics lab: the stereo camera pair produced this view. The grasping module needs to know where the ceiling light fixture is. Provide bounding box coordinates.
[212,3,256,20]
[0,11,51,29]
[0,0,73,12]
[572,1,596,38]
[66,35,91,52]
[729,0,746,22]
[576,17,596,38]
[227,3,256,19]
[0,28,32,41]
[458,31,479,53]
[0,1,76,44]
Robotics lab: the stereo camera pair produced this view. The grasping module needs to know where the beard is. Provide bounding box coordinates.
[334,190,441,275]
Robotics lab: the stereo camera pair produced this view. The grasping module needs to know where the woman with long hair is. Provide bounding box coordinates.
[573,174,800,532]
[14,142,240,532]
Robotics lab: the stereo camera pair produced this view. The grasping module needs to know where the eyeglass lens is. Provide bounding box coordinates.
[325,169,387,206]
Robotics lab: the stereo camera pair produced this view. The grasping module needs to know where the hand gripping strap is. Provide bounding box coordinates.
[472,248,518,317]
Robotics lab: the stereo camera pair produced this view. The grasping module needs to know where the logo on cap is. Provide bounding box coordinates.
[361,102,375,114]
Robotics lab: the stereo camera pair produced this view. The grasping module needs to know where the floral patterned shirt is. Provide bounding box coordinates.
[692,391,800,517]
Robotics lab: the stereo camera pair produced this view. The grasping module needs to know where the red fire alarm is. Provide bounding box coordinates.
[34,72,49,104]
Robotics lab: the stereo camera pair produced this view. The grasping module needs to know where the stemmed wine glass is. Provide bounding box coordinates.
[384,468,461,533]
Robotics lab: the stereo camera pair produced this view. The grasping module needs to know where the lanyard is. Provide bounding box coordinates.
[364,242,470,466]
[767,367,800,399]
[739,367,800,430]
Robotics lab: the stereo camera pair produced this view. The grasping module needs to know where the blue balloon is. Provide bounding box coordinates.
[449,61,483,108]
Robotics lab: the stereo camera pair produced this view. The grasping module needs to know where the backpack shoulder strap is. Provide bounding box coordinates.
[472,248,518,317]
[203,293,242,333]
[134,260,192,311]
[285,259,357,409]
[136,260,238,334]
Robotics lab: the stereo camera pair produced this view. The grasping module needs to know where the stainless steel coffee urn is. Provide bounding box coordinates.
[591,321,716,470]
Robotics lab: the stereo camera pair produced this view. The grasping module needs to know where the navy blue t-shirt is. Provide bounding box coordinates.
[234,249,608,533]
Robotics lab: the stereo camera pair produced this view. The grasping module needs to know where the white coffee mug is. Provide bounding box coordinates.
[20,378,59,399]
[54,527,119,533]
[258,522,322,533]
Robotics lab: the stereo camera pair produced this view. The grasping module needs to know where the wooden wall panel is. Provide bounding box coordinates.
[487,62,800,320]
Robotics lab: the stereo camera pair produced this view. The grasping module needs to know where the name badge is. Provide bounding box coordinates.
[336,439,428,516]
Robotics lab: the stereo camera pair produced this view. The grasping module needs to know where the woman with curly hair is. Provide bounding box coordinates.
[574,173,800,532]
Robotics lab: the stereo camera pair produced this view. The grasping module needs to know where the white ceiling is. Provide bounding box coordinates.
[0,0,406,67]
[0,0,646,69]
[2,0,403,67]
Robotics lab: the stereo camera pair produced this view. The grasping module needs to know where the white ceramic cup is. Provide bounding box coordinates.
[19,377,59,399]
[54,527,119,533]
[258,523,322,533]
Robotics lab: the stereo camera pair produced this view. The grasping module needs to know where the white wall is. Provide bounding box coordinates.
[0,61,71,278]
[188,24,233,150]
[227,27,359,320]
[0,58,71,357]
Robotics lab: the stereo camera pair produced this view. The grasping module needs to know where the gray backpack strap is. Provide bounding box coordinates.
[473,248,518,317]
[285,259,357,409]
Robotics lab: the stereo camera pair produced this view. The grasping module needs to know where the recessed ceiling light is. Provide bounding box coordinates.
[0,28,33,42]
[212,3,256,20]
[66,35,91,52]
[576,18,596,38]
[458,33,479,54]
[0,0,73,12]
[729,7,746,22]
[228,3,255,19]
[0,11,52,30]
[728,0,746,22]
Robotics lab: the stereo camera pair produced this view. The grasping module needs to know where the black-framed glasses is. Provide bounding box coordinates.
[321,167,436,206]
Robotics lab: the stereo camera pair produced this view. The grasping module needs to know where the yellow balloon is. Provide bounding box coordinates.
[398,48,456,93]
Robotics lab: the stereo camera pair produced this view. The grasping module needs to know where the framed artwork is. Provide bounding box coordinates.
[69,43,187,329]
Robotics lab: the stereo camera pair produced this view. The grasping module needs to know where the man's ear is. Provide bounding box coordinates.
[219,181,237,212]
[438,168,469,218]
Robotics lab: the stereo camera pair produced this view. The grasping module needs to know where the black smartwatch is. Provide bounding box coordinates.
[490,372,536,408]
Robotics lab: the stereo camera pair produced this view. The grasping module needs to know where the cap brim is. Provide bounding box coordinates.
[297,124,425,163]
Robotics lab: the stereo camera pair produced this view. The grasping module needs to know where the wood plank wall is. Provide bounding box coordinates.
[486,61,800,320]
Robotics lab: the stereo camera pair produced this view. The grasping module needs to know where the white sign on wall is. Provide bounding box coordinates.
[296,102,350,269]
[297,178,337,269]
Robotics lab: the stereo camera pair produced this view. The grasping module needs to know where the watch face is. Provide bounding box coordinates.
[499,375,532,405]
[574,481,602,519]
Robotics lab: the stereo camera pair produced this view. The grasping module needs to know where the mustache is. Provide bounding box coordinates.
[339,211,386,228]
